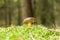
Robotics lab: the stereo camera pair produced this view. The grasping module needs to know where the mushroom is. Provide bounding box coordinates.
[23,17,36,27]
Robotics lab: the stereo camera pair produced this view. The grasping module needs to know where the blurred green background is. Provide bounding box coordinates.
[0,0,60,29]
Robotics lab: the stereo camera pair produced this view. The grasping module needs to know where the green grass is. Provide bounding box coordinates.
[0,25,60,40]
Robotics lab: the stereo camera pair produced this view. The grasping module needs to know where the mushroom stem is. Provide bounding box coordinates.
[28,23,32,27]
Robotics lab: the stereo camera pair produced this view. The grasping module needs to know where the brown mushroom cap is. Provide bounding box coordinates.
[23,17,36,24]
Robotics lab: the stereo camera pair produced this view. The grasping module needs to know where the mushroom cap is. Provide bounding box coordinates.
[23,17,36,24]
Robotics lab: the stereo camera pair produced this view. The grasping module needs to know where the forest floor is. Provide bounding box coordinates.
[0,25,60,40]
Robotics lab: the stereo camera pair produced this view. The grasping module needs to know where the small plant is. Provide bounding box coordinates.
[0,25,60,40]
